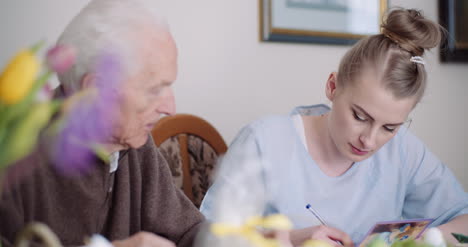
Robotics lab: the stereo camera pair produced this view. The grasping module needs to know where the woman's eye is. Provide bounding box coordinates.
[353,111,367,121]
[383,126,396,133]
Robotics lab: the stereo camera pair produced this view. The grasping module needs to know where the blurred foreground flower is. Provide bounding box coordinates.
[211,214,293,247]
[0,101,60,168]
[0,46,41,105]
[46,45,76,74]
[0,43,72,171]
[422,228,446,247]
[0,43,121,247]
[0,42,121,178]
[48,52,121,174]
[363,228,450,247]
[84,235,113,247]
[301,240,333,247]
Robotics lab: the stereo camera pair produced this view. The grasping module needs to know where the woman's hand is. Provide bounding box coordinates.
[290,225,354,247]
[263,229,293,247]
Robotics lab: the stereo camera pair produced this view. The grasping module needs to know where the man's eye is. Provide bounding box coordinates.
[353,111,366,121]
[151,87,161,95]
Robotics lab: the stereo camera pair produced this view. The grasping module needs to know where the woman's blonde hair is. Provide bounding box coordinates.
[337,8,443,104]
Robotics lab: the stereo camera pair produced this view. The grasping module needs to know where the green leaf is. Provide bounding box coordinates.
[0,100,61,169]
[452,233,468,244]
[30,40,45,54]
[91,144,110,164]
[390,239,433,247]
[368,238,388,247]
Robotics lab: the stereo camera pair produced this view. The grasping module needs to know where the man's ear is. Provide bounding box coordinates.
[80,73,96,89]
[325,72,338,101]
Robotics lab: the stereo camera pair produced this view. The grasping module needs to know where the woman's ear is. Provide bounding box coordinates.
[325,72,338,101]
[80,73,96,89]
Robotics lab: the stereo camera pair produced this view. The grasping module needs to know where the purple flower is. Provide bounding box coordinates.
[46,45,76,74]
[51,52,122,174]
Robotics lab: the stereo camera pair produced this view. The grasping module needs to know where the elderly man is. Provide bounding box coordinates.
[0,0,203,247]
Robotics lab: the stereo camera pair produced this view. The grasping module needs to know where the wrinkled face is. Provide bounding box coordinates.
[326,70,416,163]
[113,31,177,149]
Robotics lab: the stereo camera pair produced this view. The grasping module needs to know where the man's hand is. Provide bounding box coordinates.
[290,225,354,247]
[112,232,176,247]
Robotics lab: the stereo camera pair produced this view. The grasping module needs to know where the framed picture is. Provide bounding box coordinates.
[439,0,468,63]
[259,0,388,45]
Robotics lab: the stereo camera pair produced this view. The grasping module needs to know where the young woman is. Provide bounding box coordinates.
[200,8,468,247]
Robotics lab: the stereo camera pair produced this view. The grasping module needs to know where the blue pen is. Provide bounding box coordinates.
[306,204,344,246]
[306,204,328,225]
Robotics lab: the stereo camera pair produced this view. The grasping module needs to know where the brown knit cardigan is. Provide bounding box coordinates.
[0,137,204,247]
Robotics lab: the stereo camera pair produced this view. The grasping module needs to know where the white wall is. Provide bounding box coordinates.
[1,0,467,189]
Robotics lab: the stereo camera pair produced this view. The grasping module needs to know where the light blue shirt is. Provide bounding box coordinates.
[201,104,468,244]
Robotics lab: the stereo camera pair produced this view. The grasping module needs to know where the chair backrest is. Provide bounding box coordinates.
[151,114,227,208]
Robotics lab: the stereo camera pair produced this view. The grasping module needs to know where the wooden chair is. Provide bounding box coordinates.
[151,114,227,208]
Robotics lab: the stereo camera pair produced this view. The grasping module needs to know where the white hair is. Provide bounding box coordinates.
[57,0,169,93]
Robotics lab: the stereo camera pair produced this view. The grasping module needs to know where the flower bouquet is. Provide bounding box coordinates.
[364,228,468,247]
[0,43,115,247]
[0,42,65,173]
[0,42,76,247]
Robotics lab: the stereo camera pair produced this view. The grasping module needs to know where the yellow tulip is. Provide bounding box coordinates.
[211,215,293,247]
[302,240,334,247]
[0,49,40,104]
[258,214,293,230]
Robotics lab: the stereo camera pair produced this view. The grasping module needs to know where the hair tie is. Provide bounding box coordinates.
[410,56,425,65]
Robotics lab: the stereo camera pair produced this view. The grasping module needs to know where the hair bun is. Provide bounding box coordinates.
[381,8,442,56]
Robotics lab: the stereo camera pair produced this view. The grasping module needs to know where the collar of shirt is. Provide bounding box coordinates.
[109,151,120,173]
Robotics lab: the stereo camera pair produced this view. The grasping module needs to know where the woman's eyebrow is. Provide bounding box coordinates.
[385,122,405,127]
[353,104,405,126]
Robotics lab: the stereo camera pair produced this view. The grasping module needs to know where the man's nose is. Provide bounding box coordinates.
[158,88,176,116]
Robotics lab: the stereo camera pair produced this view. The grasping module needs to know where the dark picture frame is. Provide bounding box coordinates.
[439,0,468,63]
[259,0,388,45]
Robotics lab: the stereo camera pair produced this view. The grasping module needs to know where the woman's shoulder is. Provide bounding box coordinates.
[243,114,294,133]
[246,104,329,131]
[376,126,440,173]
